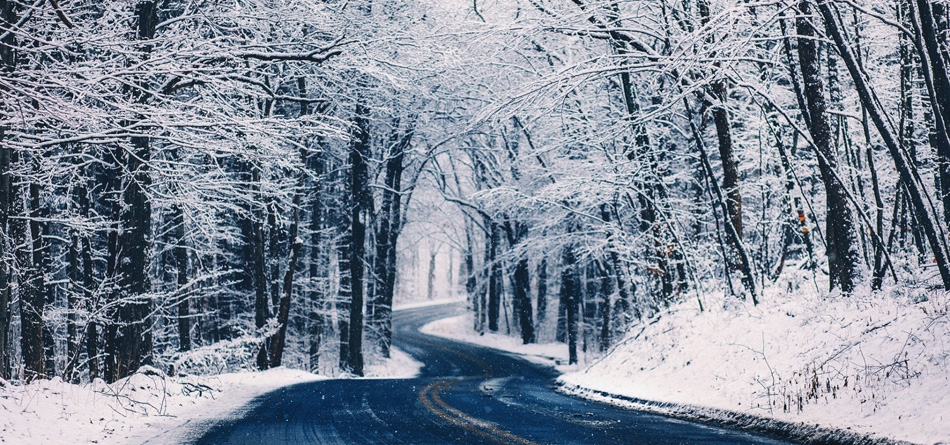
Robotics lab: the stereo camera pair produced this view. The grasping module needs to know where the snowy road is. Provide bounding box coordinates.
[193,304,792,444]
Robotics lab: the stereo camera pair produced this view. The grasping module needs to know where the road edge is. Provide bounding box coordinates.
[556,381,916,445]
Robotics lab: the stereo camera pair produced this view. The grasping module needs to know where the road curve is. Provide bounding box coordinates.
[194,304,792,444]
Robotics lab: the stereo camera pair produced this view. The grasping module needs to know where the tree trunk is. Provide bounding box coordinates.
[370,121,410,358]
[427,245,438,300]
[0,130,10,380]
[103,0,160,382]
[797,1,861,293]
[345,102,371,377]
[247,164,270,371]
[535,258,547,338]
[560,242,579,365]
[268,172,304,368]
[487,221,502,332]
[306,91,327,371]
[173,204,190,352]
[698,0,743,242]
[337,216,353,372]
[14,150,45,381]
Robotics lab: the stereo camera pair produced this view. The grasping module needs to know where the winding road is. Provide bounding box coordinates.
[194,304,791,444]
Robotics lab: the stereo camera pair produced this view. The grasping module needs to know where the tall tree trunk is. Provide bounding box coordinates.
[464,220,480,331]
[369,121,410,358]
[268,171,304,368]
[487,220,501,332]
[426,244,438,300]
[560,240,580,365]
[345,101,371,377]
[245,163,269,370]
[502,218,534,344]
[80,196,98,381]
[307,157,325,371]
[0,130,10,380]
[10,152,49,381]
[535,258,547,340]
[698,0,743,241]
[306,79,327,372]
[337,216,353,372]
[14,151,45,381]
[797,1,861,293]
[173,203,190,352]
[104,0,160,382]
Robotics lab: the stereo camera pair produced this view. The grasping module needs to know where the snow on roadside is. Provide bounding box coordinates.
[420,313,575,371]
[558,289,950,445]
[363,346,425,379]
[420,291,949,444]
[0,345,422,444]
[0,366,323,445]
[393,296,467,311]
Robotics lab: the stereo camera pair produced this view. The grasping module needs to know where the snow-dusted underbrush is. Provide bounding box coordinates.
[559,285,950,444]
[0,365,324,444]
[0,343,423,444]
[171,334,265,376]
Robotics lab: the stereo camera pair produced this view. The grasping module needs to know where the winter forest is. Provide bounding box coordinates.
[1,0,949,408]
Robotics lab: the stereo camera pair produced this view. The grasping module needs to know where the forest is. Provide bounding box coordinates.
[0,0,949,387]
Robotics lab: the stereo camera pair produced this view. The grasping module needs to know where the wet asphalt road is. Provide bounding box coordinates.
[194,304,792,444]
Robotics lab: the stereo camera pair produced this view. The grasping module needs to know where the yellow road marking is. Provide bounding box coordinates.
[419,379,540,445]
[412,336,539,445]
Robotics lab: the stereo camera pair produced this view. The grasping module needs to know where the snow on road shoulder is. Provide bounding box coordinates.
[559,288,950,445]
[420,313,575,371]
[393,296,467,311]
[0,366,323,445]
[363,346,424,379]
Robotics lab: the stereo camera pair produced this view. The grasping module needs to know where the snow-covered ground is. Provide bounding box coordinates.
[423,290,950,444]
[393,296,467,311]
[0,347,423,444]
[420,313,578,371]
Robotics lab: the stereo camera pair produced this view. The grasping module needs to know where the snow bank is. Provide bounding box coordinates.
[0,366,323,444]
[559,288,949,445]
[421,314,575,371]
[363,347,425,379]
[0,344,423,444]
[393,296,467,311]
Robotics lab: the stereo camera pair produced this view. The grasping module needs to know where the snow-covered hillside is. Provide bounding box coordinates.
[425,290,949,444]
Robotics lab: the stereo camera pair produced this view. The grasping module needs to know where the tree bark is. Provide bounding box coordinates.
[173,203,190,352]
[797,1,861,293]
[535,258,547,339]
[487,220,502,332]
[369,121,410,358]
[268,171,303,368]
[560,241,580,365]
[14,151,45,381]
[0,129,10,380]
[346,102,371,376]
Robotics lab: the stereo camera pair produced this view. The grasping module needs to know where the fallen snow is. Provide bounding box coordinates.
[0,366,323,445]
[420,313,579,372]
[393,296,467,311]
[558,288,950,445]
[421,290,949,444]
[363,346,425,379]
[0,346,423,444]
